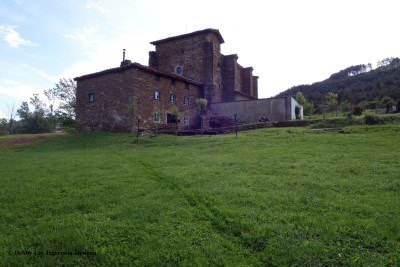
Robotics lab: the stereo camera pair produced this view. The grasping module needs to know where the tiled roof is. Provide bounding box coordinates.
[74,62,202,86]
[150,28,224,45]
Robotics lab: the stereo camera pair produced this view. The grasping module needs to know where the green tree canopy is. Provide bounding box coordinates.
[44,78,76,118]
[295,92,313,115]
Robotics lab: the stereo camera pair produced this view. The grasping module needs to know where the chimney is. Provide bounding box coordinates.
[120,48,132,67]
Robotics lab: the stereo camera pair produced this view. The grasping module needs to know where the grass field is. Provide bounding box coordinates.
[1,125,399,266]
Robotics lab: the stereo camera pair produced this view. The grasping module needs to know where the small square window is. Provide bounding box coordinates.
[154,74,161,81]
[175,66,183,75]
[183,117,190,126]
[154,91,160,100]
[88,93,95,103]
[169,93,177,103]
[170,79,175,88]
[184,96,189,106]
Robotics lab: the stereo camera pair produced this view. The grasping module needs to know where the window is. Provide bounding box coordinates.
[175,66,183,75]
[185,83,189,89]
[88,93,95,103]
[154,113,162,123]
[154,91,160,100]
[170,79,175,88]
[184,96,189,106]
[183,117,190,126]
[169,93,177,103]
[154,74,161,81]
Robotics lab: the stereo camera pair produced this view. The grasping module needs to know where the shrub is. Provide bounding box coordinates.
[196,98,208,115]
[363,114,400,125]
[310,116,364,128]
[353,104,363,116]
[209,116,233,128]
[365,114,383,125]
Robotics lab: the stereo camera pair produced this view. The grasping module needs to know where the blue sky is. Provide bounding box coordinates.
[1,0,399,118]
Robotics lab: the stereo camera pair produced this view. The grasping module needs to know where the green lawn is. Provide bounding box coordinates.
[1,126,399,266]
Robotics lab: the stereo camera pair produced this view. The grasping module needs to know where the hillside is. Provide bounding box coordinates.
[277,58,400,105]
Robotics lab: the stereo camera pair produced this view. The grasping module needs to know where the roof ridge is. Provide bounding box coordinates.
[74,62,202,86]
[150,28,224,45]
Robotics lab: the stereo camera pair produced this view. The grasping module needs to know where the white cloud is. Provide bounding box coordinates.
[0,81,40,100]
[59,31,152,81]
[64,26,98,44]
[59,60,99,80]
[21,64,56,83]
[0,25,36,48]
[85,0,107,13]
[1,79,20,86]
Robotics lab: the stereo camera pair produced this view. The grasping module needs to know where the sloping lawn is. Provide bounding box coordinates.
[0,125,399,266]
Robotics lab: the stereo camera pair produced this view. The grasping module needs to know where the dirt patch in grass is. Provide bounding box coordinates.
[0,133,65,148]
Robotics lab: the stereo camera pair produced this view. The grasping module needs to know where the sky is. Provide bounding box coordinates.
[1,0,399,118]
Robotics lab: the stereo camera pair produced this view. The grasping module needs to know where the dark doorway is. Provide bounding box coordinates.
[167,114,178,124]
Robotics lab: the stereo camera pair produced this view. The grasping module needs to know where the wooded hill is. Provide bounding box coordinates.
[276,57,400,105]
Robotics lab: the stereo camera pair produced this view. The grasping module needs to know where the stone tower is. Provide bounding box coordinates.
[149,29,225,103]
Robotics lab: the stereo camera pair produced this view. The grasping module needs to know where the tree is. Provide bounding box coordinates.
[325,92,338,116]
[16,94,57,133]
[295,92,313,116]
[196,98,208,115]
[17,102,44,133]
[30,93,47,112]
[196,98,208,133]
[43,78,77,130]
[124,101,136,134]
[352,104,363,116]
[339,100,351,113]
[44,78,76,118]
[377,57,395,69]
[381,96,395,113]
[6,103,17,134]
[0,118,8,134]
[153,109,164,135]
[170,105,181,135]
[276,57,400,110]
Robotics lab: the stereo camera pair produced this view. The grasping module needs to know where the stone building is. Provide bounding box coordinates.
[75,28,301,131]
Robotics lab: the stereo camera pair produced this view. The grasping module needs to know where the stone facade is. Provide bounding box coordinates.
[75,29,260,131]
[76,63,202,131]
[149,29,258,103]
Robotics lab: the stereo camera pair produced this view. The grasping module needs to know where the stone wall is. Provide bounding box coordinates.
[149,33,221,101]
[149,32,223,103]
[220,54,258,101]
[75,29,264,132]
[221,54,237,102]
[133,70,202,130]
[76,69,135,131]
[149,30,258,103]
[235,63,243,92]
[242,67,253,96]
[151,34,207,81]
[76,68,202,131]
[252,76,258,99]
